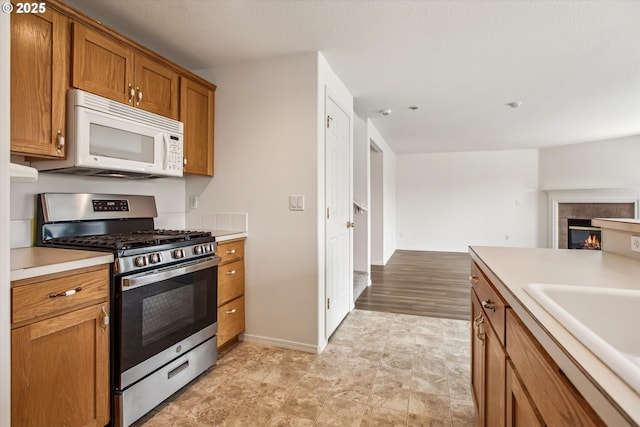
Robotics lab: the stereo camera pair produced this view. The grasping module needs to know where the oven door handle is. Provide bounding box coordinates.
[121,256,220,290]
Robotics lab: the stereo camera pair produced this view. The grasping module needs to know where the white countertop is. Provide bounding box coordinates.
[208,230,248,242]
[469,246,640,426]
[11,247,114,282]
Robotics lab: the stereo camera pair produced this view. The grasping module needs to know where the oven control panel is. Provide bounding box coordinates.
[92,199,129,212]
[115,242,218,274]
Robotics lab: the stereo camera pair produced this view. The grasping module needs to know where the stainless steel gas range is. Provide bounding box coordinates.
[35,193,220,427]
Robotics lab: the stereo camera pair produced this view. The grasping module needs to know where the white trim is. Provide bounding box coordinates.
[1,11,11,426]
[241,334,322,354]
[546,188,640,249]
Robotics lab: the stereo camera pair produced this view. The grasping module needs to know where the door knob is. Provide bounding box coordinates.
[347,221,355,228]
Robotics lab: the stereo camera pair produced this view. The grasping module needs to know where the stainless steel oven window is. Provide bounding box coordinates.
[141,285,196,346]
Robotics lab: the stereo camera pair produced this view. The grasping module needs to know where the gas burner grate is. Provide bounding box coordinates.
[47,229,213,251]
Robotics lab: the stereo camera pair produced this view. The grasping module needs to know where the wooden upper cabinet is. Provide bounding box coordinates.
[135,55,179,119]
[72,23,179,119]
[71,22,133,105]
[180,77,215,176]
[10,8,69,158]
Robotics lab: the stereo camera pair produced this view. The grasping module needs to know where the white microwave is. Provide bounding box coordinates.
[34,89,184,178]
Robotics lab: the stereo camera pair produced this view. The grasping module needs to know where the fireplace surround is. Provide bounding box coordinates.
[547,189,639,249]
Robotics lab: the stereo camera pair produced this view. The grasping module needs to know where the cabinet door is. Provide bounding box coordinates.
[471,294,485,422]
[472,290,506,427]
[506,309,604,427]
[11,8,68,158]
[485,320,506,427]
[134,55,179,119]
[12,303,110,427]
[72,23,134,105]
[506,361,545,427]
[180,77,215,176]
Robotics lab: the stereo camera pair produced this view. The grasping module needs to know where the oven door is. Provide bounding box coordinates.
[116,256,219,389]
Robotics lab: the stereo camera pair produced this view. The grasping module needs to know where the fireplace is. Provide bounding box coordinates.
[547,189,639,249]
[567,218,601,250]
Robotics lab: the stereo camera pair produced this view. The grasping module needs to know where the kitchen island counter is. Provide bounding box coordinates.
[11,247,113,282]
[469,246,640,426]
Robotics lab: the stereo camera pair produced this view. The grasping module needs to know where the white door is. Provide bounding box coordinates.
[325,94,352,338]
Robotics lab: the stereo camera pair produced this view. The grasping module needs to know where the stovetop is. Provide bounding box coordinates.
[46,229,212,252]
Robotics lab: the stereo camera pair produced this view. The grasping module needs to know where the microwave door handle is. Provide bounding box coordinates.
[121,256,220,290]
[163,133,169,170]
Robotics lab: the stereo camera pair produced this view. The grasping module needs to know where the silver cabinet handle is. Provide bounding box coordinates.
[225,270,237,275]
[49,286,82,298]
[101,306,110,332]
[56,129,65,154]
[473,314,485,341]
[225,308,237,315]
[225,249,236,255]
[482,300,495,312]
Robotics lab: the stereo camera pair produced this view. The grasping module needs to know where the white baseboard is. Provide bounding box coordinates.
[241,334,320,354]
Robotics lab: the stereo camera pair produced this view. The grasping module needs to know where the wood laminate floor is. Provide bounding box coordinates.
[355,250,471,321]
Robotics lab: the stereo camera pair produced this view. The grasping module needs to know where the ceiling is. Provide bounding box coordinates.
[64,0,640,154]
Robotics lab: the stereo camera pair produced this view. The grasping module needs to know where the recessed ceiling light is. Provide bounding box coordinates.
[506,101,522,109]
[380,109,392,116]
[408,106,419,111]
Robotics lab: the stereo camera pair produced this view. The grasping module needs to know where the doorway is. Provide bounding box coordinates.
[324,94,352,339]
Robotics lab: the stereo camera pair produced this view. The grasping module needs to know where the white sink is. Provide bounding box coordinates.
[524,283,640,393]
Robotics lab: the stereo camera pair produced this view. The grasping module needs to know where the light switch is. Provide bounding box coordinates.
[289,195,304,211]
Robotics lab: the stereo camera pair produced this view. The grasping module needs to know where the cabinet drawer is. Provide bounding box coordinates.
[217,240,244,265]
[12,267,109,326]
[506,309,603,427]
[217,296,245,348]
[218,260,244,306]
[470,262,507,344]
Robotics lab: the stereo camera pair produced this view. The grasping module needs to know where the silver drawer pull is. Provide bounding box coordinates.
[225,308,237,315]
[482,300,495,312]
[225,270,237,275]
[225,249,237,255]
[469,275,479,285]
[49,287,82,298]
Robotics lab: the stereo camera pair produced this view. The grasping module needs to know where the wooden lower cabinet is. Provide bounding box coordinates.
[471,290,506,427]
[506,360,545,427]
[506,309,604,427]
[11,265,110,427]
[471,259,605,427]
[216,239,246,348]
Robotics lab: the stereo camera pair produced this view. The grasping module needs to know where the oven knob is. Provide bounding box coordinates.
[172,249,185,259]
[194,246,203,255]
[205,244,213,253]
[134,256,147,267]
[149,253,162,264]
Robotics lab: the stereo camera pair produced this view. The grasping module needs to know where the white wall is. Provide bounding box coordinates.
[368,121,396,265]
[10,175,185,247]
[396,149,539,252]
[539,134,640,190]
[353,114,369,273]
[186,53,322,352]
[1,11,11,426]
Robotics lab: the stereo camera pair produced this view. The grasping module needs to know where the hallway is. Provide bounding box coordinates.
[356,251,471,320]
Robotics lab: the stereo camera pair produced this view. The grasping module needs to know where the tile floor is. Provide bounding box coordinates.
[133,309,477,427]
